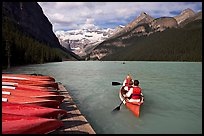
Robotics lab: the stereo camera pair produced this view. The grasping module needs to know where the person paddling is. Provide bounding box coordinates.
[124,79,133,91]
[124,80,143,103]
[122,74,133,86]
[121,75,133,94]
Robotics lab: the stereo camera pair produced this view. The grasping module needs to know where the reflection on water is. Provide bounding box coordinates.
[3,61,202,134]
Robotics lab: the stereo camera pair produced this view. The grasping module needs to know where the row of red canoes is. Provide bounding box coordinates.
[2,73,67,134]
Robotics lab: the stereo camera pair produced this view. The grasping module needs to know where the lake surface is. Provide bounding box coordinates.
[3,61,202,134]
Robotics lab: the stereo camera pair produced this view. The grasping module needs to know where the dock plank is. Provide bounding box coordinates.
[51,83,96,134]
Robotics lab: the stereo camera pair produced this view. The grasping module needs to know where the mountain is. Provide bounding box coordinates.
[102,19,202,61]
[55,28,115,58]
[2,2,80,67]
[2,2,61,48]
[55,12,155,60]
[111,12,154,38]
[177,10,202,28]
[174,8,196,24]
[88,9,202,61]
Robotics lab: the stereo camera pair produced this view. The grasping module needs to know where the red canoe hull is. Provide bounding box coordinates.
[2,113,63,134]
[2,87,59,95]
[2,94,61,108]
[2,102,67,119]
[2,73,55,82]
[125,102,141,118]
[2,82,57,92]
[119,87,144,118]
[2,89,64,102]
[2,78,59,90]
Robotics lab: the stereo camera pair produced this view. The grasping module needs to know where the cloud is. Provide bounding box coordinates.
[79,18,99,30]
[38,2,202,32]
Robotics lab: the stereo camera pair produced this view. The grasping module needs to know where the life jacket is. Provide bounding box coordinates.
[131,86,141,99]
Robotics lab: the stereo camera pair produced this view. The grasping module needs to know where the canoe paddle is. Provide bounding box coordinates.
[112,98,126,111]
[112,82,122,86]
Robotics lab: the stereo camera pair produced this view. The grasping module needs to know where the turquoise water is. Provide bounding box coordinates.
[3,61,202,134]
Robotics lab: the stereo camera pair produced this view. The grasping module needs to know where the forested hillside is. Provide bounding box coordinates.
[101,19,202,61]
[2,17,73,67]
[2,2,79,69]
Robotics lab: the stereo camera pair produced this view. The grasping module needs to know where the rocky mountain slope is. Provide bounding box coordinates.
[88,8,202,61]
[2,2,81,67]
[174,8,196,24]
[3,2,61,49]
[102,19,202,61]
[111,12,154,38]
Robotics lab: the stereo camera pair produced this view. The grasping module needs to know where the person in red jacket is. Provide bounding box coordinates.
[124,80,144,103]
[123,80,133,91]
[122,74,133,86]
[121,79,133,94]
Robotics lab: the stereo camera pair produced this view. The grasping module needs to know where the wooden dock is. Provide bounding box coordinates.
[51,83,96,134]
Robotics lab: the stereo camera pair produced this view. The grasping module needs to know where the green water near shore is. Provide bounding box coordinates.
[3,61,202,134]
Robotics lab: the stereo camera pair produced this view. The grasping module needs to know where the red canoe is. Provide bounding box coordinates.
[2,113,63,134]
[2,94,61,108]
[2,82,57,91]
[2,78,59,89]
[2,90,64,102]
[119,86,144,118]
[2,86,59,95]
[2,73,55,82]
[2,102,67,119]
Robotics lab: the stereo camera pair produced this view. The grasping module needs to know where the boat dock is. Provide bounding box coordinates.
[51,83,96,134]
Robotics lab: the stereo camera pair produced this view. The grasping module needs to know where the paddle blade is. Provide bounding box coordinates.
[112,106,121,111]
[112,82,122,86]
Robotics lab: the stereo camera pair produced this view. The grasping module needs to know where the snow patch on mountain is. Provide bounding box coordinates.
[55,28,115,57]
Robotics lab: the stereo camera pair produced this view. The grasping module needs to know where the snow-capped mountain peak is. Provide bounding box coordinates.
[55,27,115,57]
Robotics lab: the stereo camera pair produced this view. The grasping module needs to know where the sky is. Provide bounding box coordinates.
[38,2,202,32]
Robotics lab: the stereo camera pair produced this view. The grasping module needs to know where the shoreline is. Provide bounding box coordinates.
[51,83,96,134]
